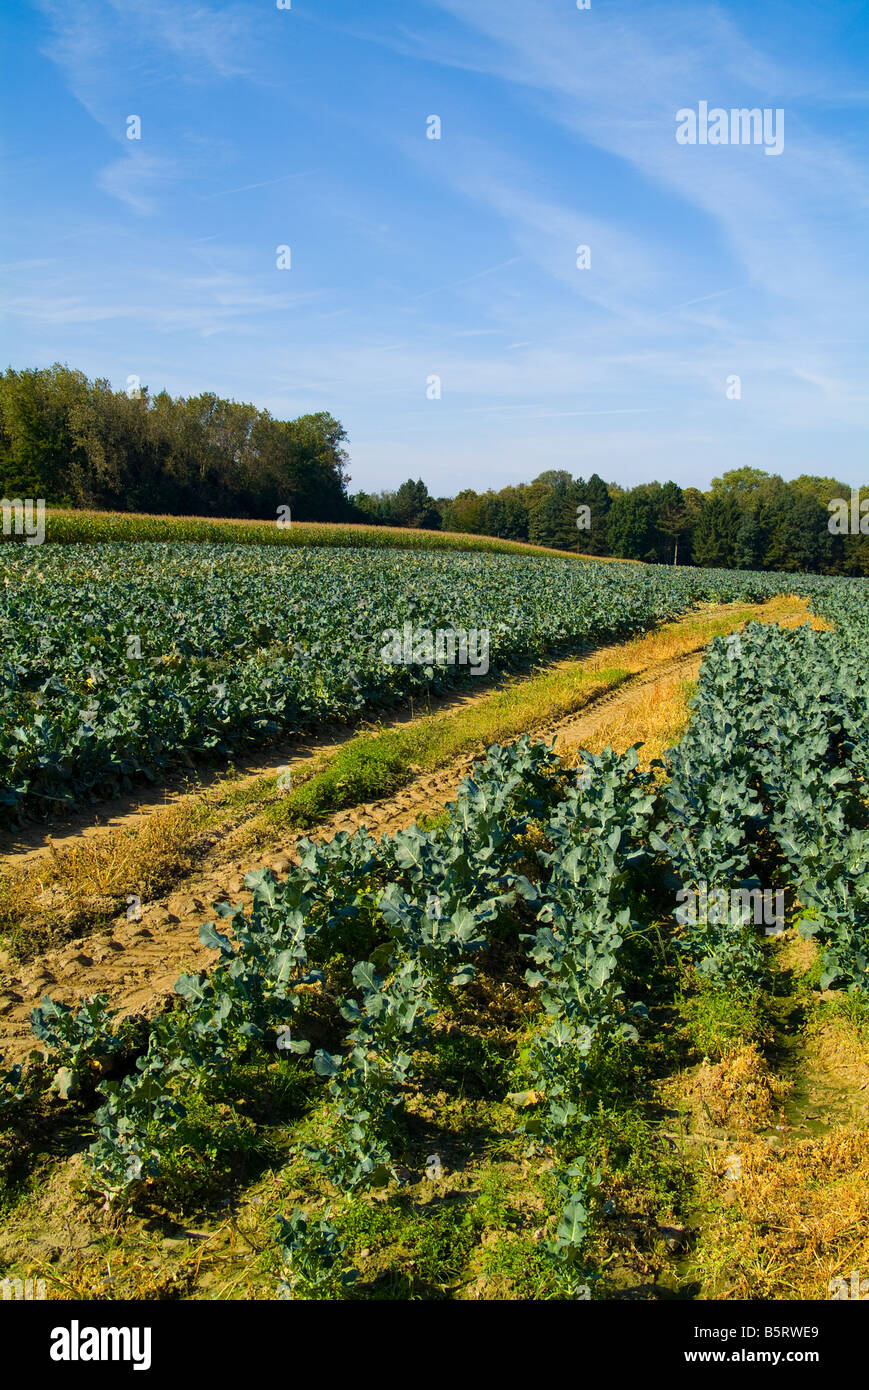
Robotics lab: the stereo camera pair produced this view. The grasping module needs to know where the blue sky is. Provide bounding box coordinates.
[1,0,868,495]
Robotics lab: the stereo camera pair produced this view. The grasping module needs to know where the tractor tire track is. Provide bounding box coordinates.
[0,651,706,1061]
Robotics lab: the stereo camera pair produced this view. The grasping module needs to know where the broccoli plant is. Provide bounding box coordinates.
[274,1208,357,1299]
[0,1051,25,1118]
[540,1160,601,1299]
[86,1032,186,1208]
[173,870,320,1077]
[30,993,129,1099]
[305,957,435,1190]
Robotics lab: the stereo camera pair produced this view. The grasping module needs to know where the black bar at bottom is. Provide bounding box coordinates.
[5,1296,859,1378]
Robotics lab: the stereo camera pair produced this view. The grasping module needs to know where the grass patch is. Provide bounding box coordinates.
[263,734,411,829]
[681,1043,791,1134]
[0,800,214,961]
[678,978,768,1061]
[808,987,869,1045]
[688,1127,869,1300]
[261,667,627,835]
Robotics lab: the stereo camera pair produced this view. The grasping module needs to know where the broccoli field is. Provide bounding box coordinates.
[2,546,869,1311]
[0,541,853,818]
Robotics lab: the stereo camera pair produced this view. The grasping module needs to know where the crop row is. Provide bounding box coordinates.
[0,737,658,1284]
[664,615,869,991]
[0,540,858,817]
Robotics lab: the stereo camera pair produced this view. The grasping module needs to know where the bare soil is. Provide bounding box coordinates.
[0,650,703,1060]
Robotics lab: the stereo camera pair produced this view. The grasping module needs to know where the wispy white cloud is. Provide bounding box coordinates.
[11,0,869,491]
[36,0,260,107]
[370,1,869,322]
[204,171,313,199]
[32,0,265,212]
[412,256,522,300]
[105,0,259,81]
[96,151,183,216]
[0,243,328,338]
[652,288,743,318]
[339,0,869,467]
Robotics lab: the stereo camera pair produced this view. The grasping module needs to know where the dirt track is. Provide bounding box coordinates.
[0,649,704,1061]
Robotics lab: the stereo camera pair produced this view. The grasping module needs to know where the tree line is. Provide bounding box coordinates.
[2,364,866,575]
[352,469,869,575]
[0,364,349,519]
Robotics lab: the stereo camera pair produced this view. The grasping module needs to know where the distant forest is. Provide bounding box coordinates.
[0,365,349,521]
[2,364,867,575]
[363,471,869,576]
